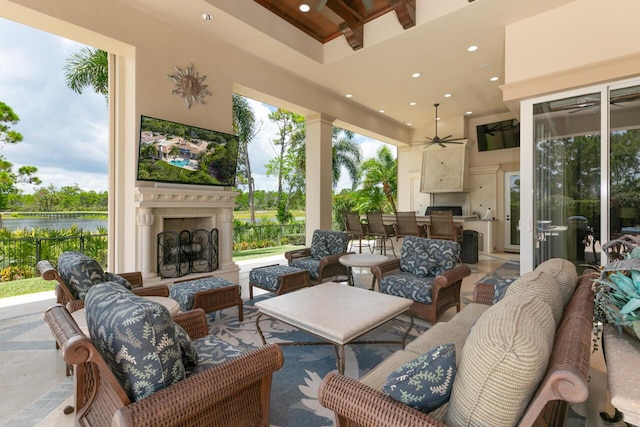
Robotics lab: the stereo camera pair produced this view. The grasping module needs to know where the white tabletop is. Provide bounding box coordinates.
[255,282,412,345]
[71,296,180,335]
[339,253,390,268]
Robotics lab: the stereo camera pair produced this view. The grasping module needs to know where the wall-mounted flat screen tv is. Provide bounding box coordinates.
[476,118,520,152]
[137,115,239,187]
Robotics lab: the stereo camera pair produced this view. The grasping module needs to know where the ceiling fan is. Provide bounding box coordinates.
[422,103,467,149]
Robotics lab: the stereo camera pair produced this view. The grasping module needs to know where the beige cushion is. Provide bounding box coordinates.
[505,270,564,327]
[448,303,491,331]
[445,293,555,427]
[534,258,578,307]
[406,322,468,364]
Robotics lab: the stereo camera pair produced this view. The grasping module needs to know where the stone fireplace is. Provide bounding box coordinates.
[135,186,239,284]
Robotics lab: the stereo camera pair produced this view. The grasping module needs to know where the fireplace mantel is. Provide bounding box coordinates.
[135,186,239,208]
[134,185,239,285]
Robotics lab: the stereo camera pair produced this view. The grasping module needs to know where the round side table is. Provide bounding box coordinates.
[339,253,390,290]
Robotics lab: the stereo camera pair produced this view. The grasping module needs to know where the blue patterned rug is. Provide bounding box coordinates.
[207,294,428,427]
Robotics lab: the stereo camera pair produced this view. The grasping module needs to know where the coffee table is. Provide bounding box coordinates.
[254,282,413,374]
[339,253,390,289]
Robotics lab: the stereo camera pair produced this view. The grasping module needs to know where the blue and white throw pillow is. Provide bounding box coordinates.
[382,343,456,413]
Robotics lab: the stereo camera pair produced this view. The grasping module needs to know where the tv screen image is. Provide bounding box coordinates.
[137,115,239,187]
[476,119,520,152]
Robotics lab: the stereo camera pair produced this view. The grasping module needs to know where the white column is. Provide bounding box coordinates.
[136,208,156,281]
[218,207,238,273]
[305,113,335,243]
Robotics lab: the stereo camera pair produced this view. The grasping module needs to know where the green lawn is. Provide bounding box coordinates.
[0,276,54,299]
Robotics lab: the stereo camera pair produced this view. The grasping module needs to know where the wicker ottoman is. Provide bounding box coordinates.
[170,276,243,321]
[249,264,311,299]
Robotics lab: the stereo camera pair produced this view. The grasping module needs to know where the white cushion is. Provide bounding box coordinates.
[505,269,564,327]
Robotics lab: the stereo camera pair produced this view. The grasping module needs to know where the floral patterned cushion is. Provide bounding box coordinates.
[169,276,237,311]
[57,251,108,299]
[85,282,185,402]
[104,272,133,291]
[380,272,436,304]
[309,230,348,260]
[382,343,456,413]
[399,236,460,278]
[188,336,246,376]
[250,265,306,291]
[174,323,199,370]
[289,258,321,280]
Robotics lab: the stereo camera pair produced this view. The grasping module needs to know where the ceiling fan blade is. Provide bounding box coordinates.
[424,136,435,142]
[421,143,435,150]
[317,0,328,11]
[438,142,446,148]
[440,134,453,140]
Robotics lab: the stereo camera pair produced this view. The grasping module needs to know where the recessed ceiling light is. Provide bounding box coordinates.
[411,72,421,78]
[201,12,213,21]
[345,93,353,98]
[490,76,499,82]
[299,4,311,12]
[379,109,385,113]
[466,111,473,115]
[480,63,491,69]
[444,93,452,98]
[406,123,412,126]
[409,102,416,106]
[436,117,440,121]
[467,45,478,52]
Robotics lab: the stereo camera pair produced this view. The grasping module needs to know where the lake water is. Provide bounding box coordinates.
[1,217,108,232]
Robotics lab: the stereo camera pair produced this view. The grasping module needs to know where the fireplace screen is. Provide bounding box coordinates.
[157,228,219,278]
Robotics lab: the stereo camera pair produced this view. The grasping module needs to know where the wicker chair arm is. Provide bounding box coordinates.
[318,372,447,427]
[285,248,312,263]
[66,299,85,313]
[370,259,402,283]
[112,344,285,427]
[319,252,350,267]
[37,260,58,280]
[172,308,209,339]
[432,265,471,290]
[131,284,169,297]
[473,283,496,305]
[117,271,144,288]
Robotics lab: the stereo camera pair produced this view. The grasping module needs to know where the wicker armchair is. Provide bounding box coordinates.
[37,256,169,309]
[43,303,284,427]
[285,229,350,284]
[371,236,470,324]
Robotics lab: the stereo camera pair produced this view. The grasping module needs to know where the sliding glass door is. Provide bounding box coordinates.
[521,79,640,271]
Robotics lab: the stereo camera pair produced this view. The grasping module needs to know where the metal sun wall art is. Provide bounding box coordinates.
[167,63,211,109]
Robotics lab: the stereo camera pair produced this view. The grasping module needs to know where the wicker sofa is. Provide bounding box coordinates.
[319,258,595,427]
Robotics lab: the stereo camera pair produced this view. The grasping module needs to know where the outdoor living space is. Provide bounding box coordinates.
[0,247,620,427]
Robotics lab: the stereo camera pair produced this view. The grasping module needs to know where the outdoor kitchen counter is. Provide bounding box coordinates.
[381,214,496,253]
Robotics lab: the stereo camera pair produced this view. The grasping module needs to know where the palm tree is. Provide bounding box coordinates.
[63,47,109,98]
[331,128,361,190]
[233,94,260,223]
[360,145,397,213]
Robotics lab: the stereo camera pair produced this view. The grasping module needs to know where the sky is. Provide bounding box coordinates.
[0,17,393,194]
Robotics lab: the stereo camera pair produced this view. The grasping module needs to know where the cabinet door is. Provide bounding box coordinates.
[469,172,496,214]
[421,145,465,192]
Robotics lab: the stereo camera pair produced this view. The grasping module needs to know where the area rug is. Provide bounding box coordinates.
[207,295,428,427]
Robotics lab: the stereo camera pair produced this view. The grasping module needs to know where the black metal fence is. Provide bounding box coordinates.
[0,223,307,280]
[0,233,108,280]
